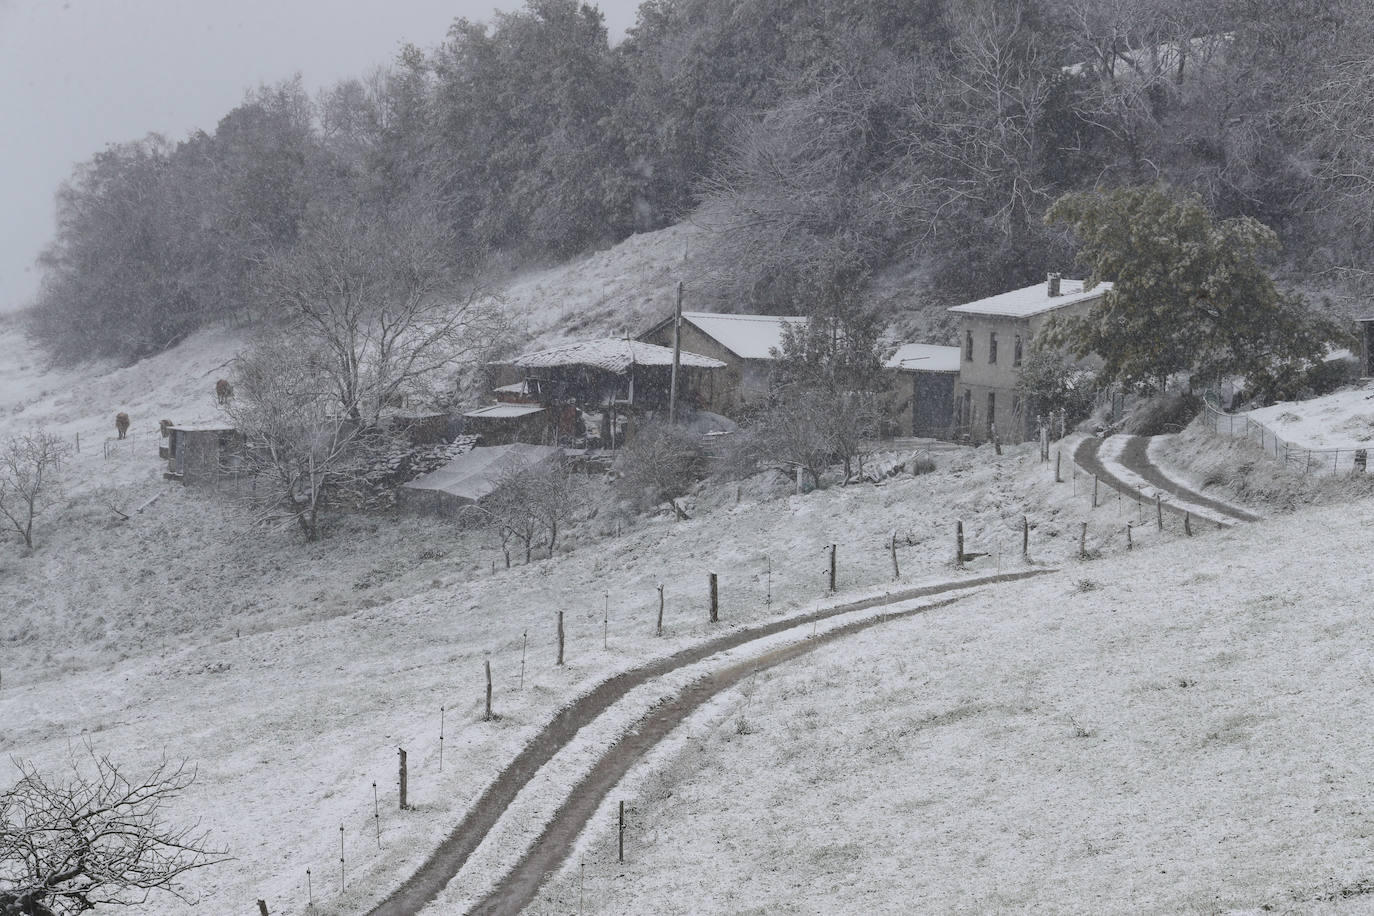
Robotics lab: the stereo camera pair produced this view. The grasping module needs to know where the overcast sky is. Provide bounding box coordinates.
[0,0,641,313]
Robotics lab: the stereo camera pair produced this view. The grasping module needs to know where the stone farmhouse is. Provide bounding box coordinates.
[638,311,806,414]
[948,274,1113,442]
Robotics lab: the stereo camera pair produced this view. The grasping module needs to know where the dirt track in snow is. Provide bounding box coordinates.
[1075,434,1262,525]
[365,569,1055,916]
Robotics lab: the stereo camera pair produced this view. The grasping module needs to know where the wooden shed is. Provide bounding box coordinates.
[462,403,552,446]
[163,423,244,487]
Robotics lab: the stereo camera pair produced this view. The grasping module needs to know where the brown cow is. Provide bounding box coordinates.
[115,412,130,439]
[215,379,233,404]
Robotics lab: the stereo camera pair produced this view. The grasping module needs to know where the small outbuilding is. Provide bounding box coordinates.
[884,344,961,438]
[163,423,244,487]
[398,443,564,519]
[461,403,552,446]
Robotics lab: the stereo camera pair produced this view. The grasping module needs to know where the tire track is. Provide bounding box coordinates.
[1075,435,1260,524]
[469,591,978,916]
[365,568,1053,916]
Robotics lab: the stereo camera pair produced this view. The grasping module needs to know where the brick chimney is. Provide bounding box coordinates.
[1047,272,1061,297]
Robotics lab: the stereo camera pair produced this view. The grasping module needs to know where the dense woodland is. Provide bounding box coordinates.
[26,0,1374,364]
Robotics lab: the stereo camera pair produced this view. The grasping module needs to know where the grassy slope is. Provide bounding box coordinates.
[2,235,1368,913]
[557,493,1374,916]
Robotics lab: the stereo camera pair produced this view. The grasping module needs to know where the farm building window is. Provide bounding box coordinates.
[965,330,974,361]
[989,332,998,364]
[1013,335,1023,366]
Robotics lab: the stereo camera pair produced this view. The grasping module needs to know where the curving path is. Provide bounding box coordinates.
[365,569,1054,916]
[1074,434,1262,525]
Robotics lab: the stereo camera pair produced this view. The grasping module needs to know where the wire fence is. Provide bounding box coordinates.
[1199,398,1370,476]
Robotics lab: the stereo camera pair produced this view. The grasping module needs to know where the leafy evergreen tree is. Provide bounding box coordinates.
[1044,186,1346,396]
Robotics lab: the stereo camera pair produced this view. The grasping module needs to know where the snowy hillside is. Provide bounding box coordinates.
[3,234,1374,915]
[1248,383,1374,449]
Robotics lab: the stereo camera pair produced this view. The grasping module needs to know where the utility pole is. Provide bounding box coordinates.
[668,281,683,425]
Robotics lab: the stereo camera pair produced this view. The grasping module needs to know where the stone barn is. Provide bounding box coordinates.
[638,311,806,415]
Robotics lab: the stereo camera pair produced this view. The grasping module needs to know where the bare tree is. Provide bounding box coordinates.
[697,63,901,310]
[753,390,836,492]
[223,338,388,542]
[756,314,886,486]
[890,2,1056,243]
[258,189,503,424]
[614,421,704,514]
[464,455,577,565]
[1057,0,1226,176]
[0,750,227,915]
[0,432,70,550]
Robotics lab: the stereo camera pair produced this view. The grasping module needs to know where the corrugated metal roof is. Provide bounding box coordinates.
[947,280,1113,319]
[402,444,563,502]
[513,338,725,373]
[885,344,961,373]
[463,403,547,419]
[680,312,807,360]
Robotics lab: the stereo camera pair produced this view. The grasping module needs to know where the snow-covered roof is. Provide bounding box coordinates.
[885,344,961,373]
[463,403,546,419]
[947,280,1113,319]
[680,312,807,360]
[492,381,531,394]
[512,338,725,373]
[168,422,236,432]
[403,444,562,502]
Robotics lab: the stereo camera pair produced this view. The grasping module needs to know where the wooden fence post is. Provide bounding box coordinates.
[955,521,965,568]
[398,748,407,810]
[1184,512,1192,537]
[618,800,626,863]
[656,585,664,636]
[1092,475,1099,508]
[1126,523,1133,551]
[1079,522,1088,559]
[484,659,493,721]
[1155,494,1163,532]
[1021,516,1029,558]
[557,611,565,666]
[889,532,900,581]
[827,544,837,592]
[709,573,718,623]
[258,900,269,916]
[1055,449,1062,482]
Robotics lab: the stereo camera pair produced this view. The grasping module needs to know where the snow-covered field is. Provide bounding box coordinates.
[557,496,1374,915]
[1247,384,1374,449]
[4,250,1373,914]
[0,308,1224,914]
